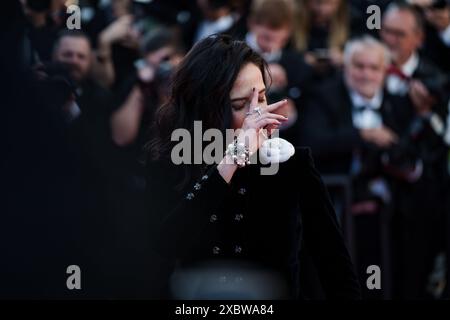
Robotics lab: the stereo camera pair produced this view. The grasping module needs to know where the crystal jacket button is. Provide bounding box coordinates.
[186,193,195,200]
[238,188,246,195]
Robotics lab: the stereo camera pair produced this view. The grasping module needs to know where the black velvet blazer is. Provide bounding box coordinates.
[145,147,361,299]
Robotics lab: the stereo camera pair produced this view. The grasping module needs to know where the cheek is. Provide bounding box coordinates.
[257,36,270,51]
[374,73,385,86]
[81,60,90,70]
[350,69,362,82]
[231,110,247,129]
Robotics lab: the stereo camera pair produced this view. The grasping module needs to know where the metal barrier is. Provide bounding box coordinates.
[322,174,392,299]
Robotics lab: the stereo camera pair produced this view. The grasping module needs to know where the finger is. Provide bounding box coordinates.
[250,87,259,110]
[118,15,133,25]
[388,133,399,144]
[123,14,133,22]
[257,118,281,129]
[255,113,288,123]
[256,112,287,120]
[266,99,288,113]
[414,81,429,97]
[381,131,398,145]
[409,87,421,104]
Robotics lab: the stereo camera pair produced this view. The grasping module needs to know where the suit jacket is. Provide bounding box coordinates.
[423,20,450,73]
[402,57,449,178]
[412,55,448,104]
[298,75,414,176]
[145,147,361,299]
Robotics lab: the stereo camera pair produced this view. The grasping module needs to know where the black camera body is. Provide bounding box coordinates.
[431,0,450,9]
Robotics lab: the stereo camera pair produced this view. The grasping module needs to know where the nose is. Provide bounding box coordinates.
[68,56,78,64]
[362,68,372,80]
[63,52,78,65]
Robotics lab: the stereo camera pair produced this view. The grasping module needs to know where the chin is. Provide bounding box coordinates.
[358,88,375,98]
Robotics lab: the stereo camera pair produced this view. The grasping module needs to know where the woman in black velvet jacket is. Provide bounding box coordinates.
[145,34,361,299]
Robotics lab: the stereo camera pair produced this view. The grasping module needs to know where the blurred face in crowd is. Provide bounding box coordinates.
[249,23,291,53]
[307,0,341,25]
[53,36,92,83]
[345,46,387,99]
[230,63,267,129]
[197,0,230,20]
[380,9,423,66]
[138,45,181,85]
[144,46,175,67]
[112,0,131,18]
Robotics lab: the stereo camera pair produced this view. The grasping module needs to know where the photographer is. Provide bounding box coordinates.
[380,1,450,299]
[93,0,141,89]
[104,28,185,297]
[294,0,350,79]
[22,0,62,62]
[110,27,183,148]
[381,2,447,115]
[298,36,414,298]
[411,0,450,72]
[244,0,313,146]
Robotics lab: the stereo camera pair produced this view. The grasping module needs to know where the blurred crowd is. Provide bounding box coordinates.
[1,0,450,299]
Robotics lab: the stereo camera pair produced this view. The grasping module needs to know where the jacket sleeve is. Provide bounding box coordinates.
[299,95,363,159]
[146,162,231,260]
[296,148,362,299]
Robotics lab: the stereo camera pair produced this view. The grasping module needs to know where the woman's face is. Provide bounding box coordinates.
[229,63,267,130]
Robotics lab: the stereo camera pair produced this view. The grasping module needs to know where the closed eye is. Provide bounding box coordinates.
[231,95,266,111]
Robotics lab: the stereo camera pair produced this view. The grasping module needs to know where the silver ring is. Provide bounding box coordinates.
[245,106,263,117]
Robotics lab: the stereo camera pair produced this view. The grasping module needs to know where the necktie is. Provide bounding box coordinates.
[354,104,371,112]
[386,65,410,81]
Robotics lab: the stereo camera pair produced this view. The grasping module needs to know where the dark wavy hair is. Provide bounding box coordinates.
[147,34,269,158]
[146,34,269,187]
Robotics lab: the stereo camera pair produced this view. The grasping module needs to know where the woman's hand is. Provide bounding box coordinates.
[238,87,288,154]
[218,88,288,183]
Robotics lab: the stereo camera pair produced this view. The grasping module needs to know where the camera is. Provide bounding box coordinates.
[430,0,450,9]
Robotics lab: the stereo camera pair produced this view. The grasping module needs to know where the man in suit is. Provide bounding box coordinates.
[243,0,313,146]
[299,35,415,299]
[380,1,447,118]
[299,36,412,175]
[380,2,450,299]
[52,30,119,297]
[411,0,450,73]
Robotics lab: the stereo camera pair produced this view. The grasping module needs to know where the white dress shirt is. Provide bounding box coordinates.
[245,32,282,63]
[350,89,384,130]
[439,23,450,47]
[194,14,236,44]
[386,52,419,95]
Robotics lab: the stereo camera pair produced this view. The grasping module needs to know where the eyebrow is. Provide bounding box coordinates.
[231,88,266,102]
